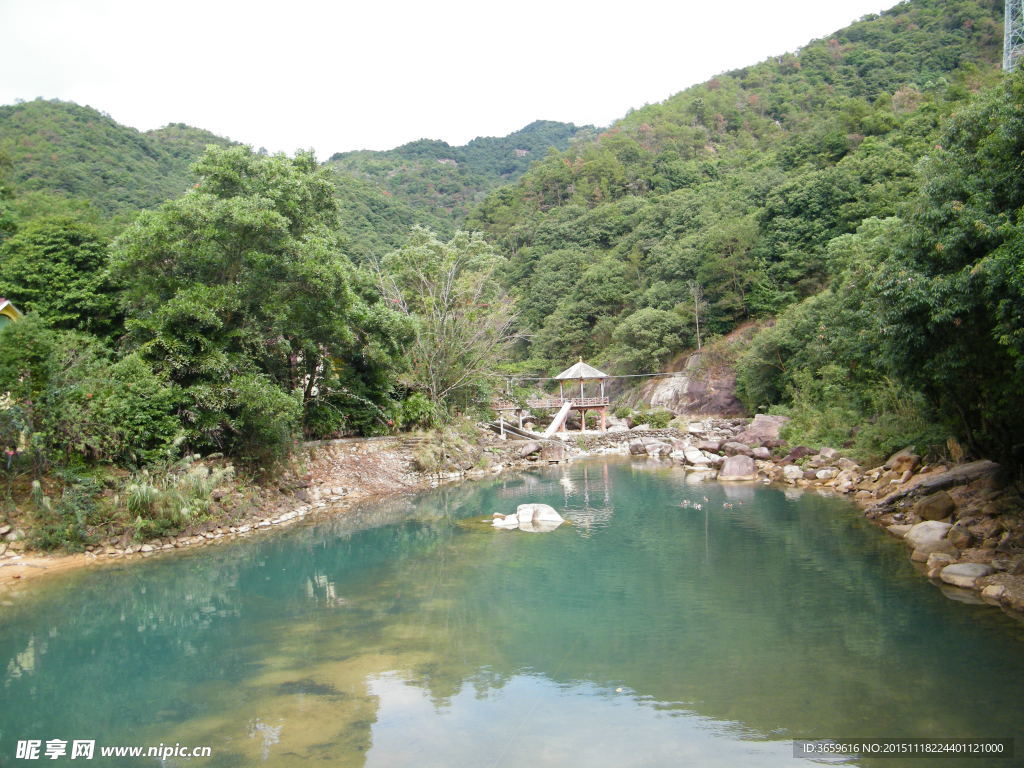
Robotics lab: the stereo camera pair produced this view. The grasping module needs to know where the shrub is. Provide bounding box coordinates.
[123,455,234,540]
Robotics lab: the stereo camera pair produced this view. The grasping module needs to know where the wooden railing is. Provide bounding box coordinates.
[493,396,609,410]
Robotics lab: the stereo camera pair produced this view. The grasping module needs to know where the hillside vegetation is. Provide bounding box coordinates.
[0,99,234,214]
[467,0,1023,466]
[327,120,593,232]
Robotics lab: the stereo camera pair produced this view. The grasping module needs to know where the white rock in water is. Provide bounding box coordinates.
[516,503,564,523]
[492,515,520,529]
[939,563,993,588]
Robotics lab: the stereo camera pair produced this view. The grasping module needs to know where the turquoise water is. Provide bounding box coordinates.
[1,458,1022,767]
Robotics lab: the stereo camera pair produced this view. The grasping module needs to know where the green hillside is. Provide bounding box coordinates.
[0,99,234,213]
[469,0,1003,369]
[326,120,594,231]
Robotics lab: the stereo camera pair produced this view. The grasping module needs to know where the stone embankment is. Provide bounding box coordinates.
[590,414,1024,616]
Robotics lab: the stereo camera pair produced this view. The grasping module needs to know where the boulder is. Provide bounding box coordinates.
[734,413,789,446]
[518,441,542,458]
[925,551,958,578]
[752,446,771,461]
[835,457,860,472]
[818,446,839,461]
[645,441,673,457]
[718,454,757,481]
[782,464,804,482]
[516,503,564,523]
[696,440,722,453]
[884,448,921,474]
[493,504,565,532]
[786,446,816,462]
[886,524,913,538]
[815,468,839,481]
[939,563,993,588]
[912,491,956,521]
[607,424,629,433]
[683,447,710,466]
[628,440,649,456]
[722,441,753,457]
[905,521,956,557]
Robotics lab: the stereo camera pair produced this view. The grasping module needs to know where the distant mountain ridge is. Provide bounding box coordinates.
[326,120,594,228]
[0,102,589,244]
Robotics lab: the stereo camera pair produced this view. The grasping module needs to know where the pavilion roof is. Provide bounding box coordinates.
[554,360,608,380]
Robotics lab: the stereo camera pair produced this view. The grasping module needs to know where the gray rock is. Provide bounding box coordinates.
[752,446,771,461]
[718,454,757,481]
[696,440,722,453]
[645,440,673,457]
[905,521,955,556]
[939,562,993,588]
[0,524,10,536]
[782,464,804,482]
[835,457,860,472]
[886,524,913,538]
[628,440,649,456]
[815,468,839,481]
[683,447,710,466]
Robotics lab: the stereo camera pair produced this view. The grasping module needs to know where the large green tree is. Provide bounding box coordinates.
[111,146,406,460]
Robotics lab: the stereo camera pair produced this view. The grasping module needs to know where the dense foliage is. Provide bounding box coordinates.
[0,100,234,213]
[327,120,592,233]
[736,69,1024,466]
[468,0,1004,376]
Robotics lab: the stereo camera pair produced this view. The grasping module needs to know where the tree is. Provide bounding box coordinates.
[611,307,689,374]
[378,227,517,415]
[0,216,117,336]
[111,145,406,459]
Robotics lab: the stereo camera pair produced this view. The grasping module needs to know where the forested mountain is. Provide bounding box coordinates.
[0,99,235,213]
[469,0,1003,370]
[327,120,594,231]
[466,0,1024,465]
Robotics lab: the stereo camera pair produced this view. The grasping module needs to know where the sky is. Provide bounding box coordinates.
[0,0,898,157]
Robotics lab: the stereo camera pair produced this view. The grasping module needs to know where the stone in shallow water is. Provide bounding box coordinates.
[939,563,993,588]
[492,503,565,532]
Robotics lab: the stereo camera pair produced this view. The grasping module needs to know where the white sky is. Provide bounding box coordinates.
[0,0,897,157]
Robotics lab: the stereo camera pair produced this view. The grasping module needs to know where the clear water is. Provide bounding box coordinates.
[1,458,1022,767]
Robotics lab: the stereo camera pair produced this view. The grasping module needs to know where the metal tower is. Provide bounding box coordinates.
[1006,0,1024,71]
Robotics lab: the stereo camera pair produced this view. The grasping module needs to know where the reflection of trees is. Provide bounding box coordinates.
[2,461,1022,767]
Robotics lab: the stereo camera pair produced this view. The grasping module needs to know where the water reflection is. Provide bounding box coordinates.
[0,458,1022,767]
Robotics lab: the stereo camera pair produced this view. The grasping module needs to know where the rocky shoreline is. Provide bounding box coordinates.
[3,420,1023,622]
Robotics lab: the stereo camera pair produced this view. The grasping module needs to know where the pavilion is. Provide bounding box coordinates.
[494,359,610,435]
